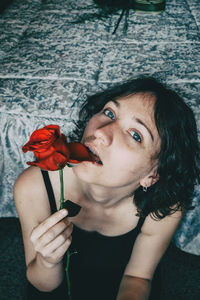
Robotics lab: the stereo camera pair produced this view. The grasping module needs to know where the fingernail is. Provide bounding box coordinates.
[61,209,68,215]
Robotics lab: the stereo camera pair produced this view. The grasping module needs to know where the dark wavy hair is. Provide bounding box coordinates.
[71,77,200,219]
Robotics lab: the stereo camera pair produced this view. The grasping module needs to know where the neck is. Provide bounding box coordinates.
[68,168,135,210]
[82,183,133,207]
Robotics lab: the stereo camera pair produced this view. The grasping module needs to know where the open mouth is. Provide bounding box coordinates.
[86,146,103,165]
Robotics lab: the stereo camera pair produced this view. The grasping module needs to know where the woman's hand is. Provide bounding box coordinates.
[30,209,73,268]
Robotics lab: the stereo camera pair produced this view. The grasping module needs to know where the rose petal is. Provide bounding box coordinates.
[68,142,94,163]
[27,151,68,171]
[33,146,55,160]
[53,135,70,159]
[22,125,62,153]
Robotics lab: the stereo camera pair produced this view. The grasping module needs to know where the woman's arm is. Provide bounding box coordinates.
[117,210,182,299]
[14,166,72,291]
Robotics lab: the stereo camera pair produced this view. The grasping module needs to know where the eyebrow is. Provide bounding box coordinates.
[135,118,154,142]
[111,99,154,142]
[111,99,120,107]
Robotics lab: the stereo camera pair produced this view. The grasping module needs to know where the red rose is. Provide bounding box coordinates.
[22,125,70,171]
[68,142,94,165]
[22,125,94,171]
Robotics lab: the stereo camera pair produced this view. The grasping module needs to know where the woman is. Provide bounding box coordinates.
[14,77,200,300]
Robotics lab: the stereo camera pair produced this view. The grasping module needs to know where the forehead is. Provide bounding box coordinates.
[115,92,156,116]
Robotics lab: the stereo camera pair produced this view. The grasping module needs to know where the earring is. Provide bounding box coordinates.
[143,186,148,192]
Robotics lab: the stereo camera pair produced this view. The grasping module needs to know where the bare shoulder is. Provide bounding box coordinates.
[14,166,50,221]
[14,166,41,196]
[124,210,183,280]
[14,166,52,265]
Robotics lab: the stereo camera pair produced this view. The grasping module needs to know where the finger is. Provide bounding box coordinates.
[31,209,68,243]
[34,217,71,250]
[51,238,72,262]
[40,223,73,257]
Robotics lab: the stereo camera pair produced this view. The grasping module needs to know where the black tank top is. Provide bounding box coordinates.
[27,170,145,300]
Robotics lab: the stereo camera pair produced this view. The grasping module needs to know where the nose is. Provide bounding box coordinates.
[94,124,113,146]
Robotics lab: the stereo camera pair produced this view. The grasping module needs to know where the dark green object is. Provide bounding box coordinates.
[63,200,82,217]
[134,0,165,13]
[94,0,165,12]
[94,0,135,9]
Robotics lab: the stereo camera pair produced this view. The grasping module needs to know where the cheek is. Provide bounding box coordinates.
[108,149,134,171]
[112,148,152,175]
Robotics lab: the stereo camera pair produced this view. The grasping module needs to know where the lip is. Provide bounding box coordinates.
[84,143,103,165]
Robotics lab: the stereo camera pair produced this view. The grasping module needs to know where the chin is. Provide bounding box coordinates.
[73,161,104,184]
[77,160,102,168]
[72,161,95,176]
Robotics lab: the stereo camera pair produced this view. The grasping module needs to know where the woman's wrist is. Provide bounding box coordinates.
[27,254,65,292]
[36,252,64,269]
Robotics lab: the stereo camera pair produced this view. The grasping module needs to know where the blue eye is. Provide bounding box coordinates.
[104,109,115,120]
[130,130,142,143]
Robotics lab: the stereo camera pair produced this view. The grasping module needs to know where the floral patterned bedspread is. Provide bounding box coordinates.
[0,0,200,254]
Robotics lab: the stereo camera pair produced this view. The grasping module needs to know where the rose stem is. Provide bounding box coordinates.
[59,167,64,209]
[58,167,72,299]
[66,253,72,300]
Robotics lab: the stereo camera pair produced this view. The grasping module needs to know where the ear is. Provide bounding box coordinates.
[140,167,160,189]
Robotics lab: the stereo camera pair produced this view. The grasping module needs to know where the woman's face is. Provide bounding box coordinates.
[74,93,161,191]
